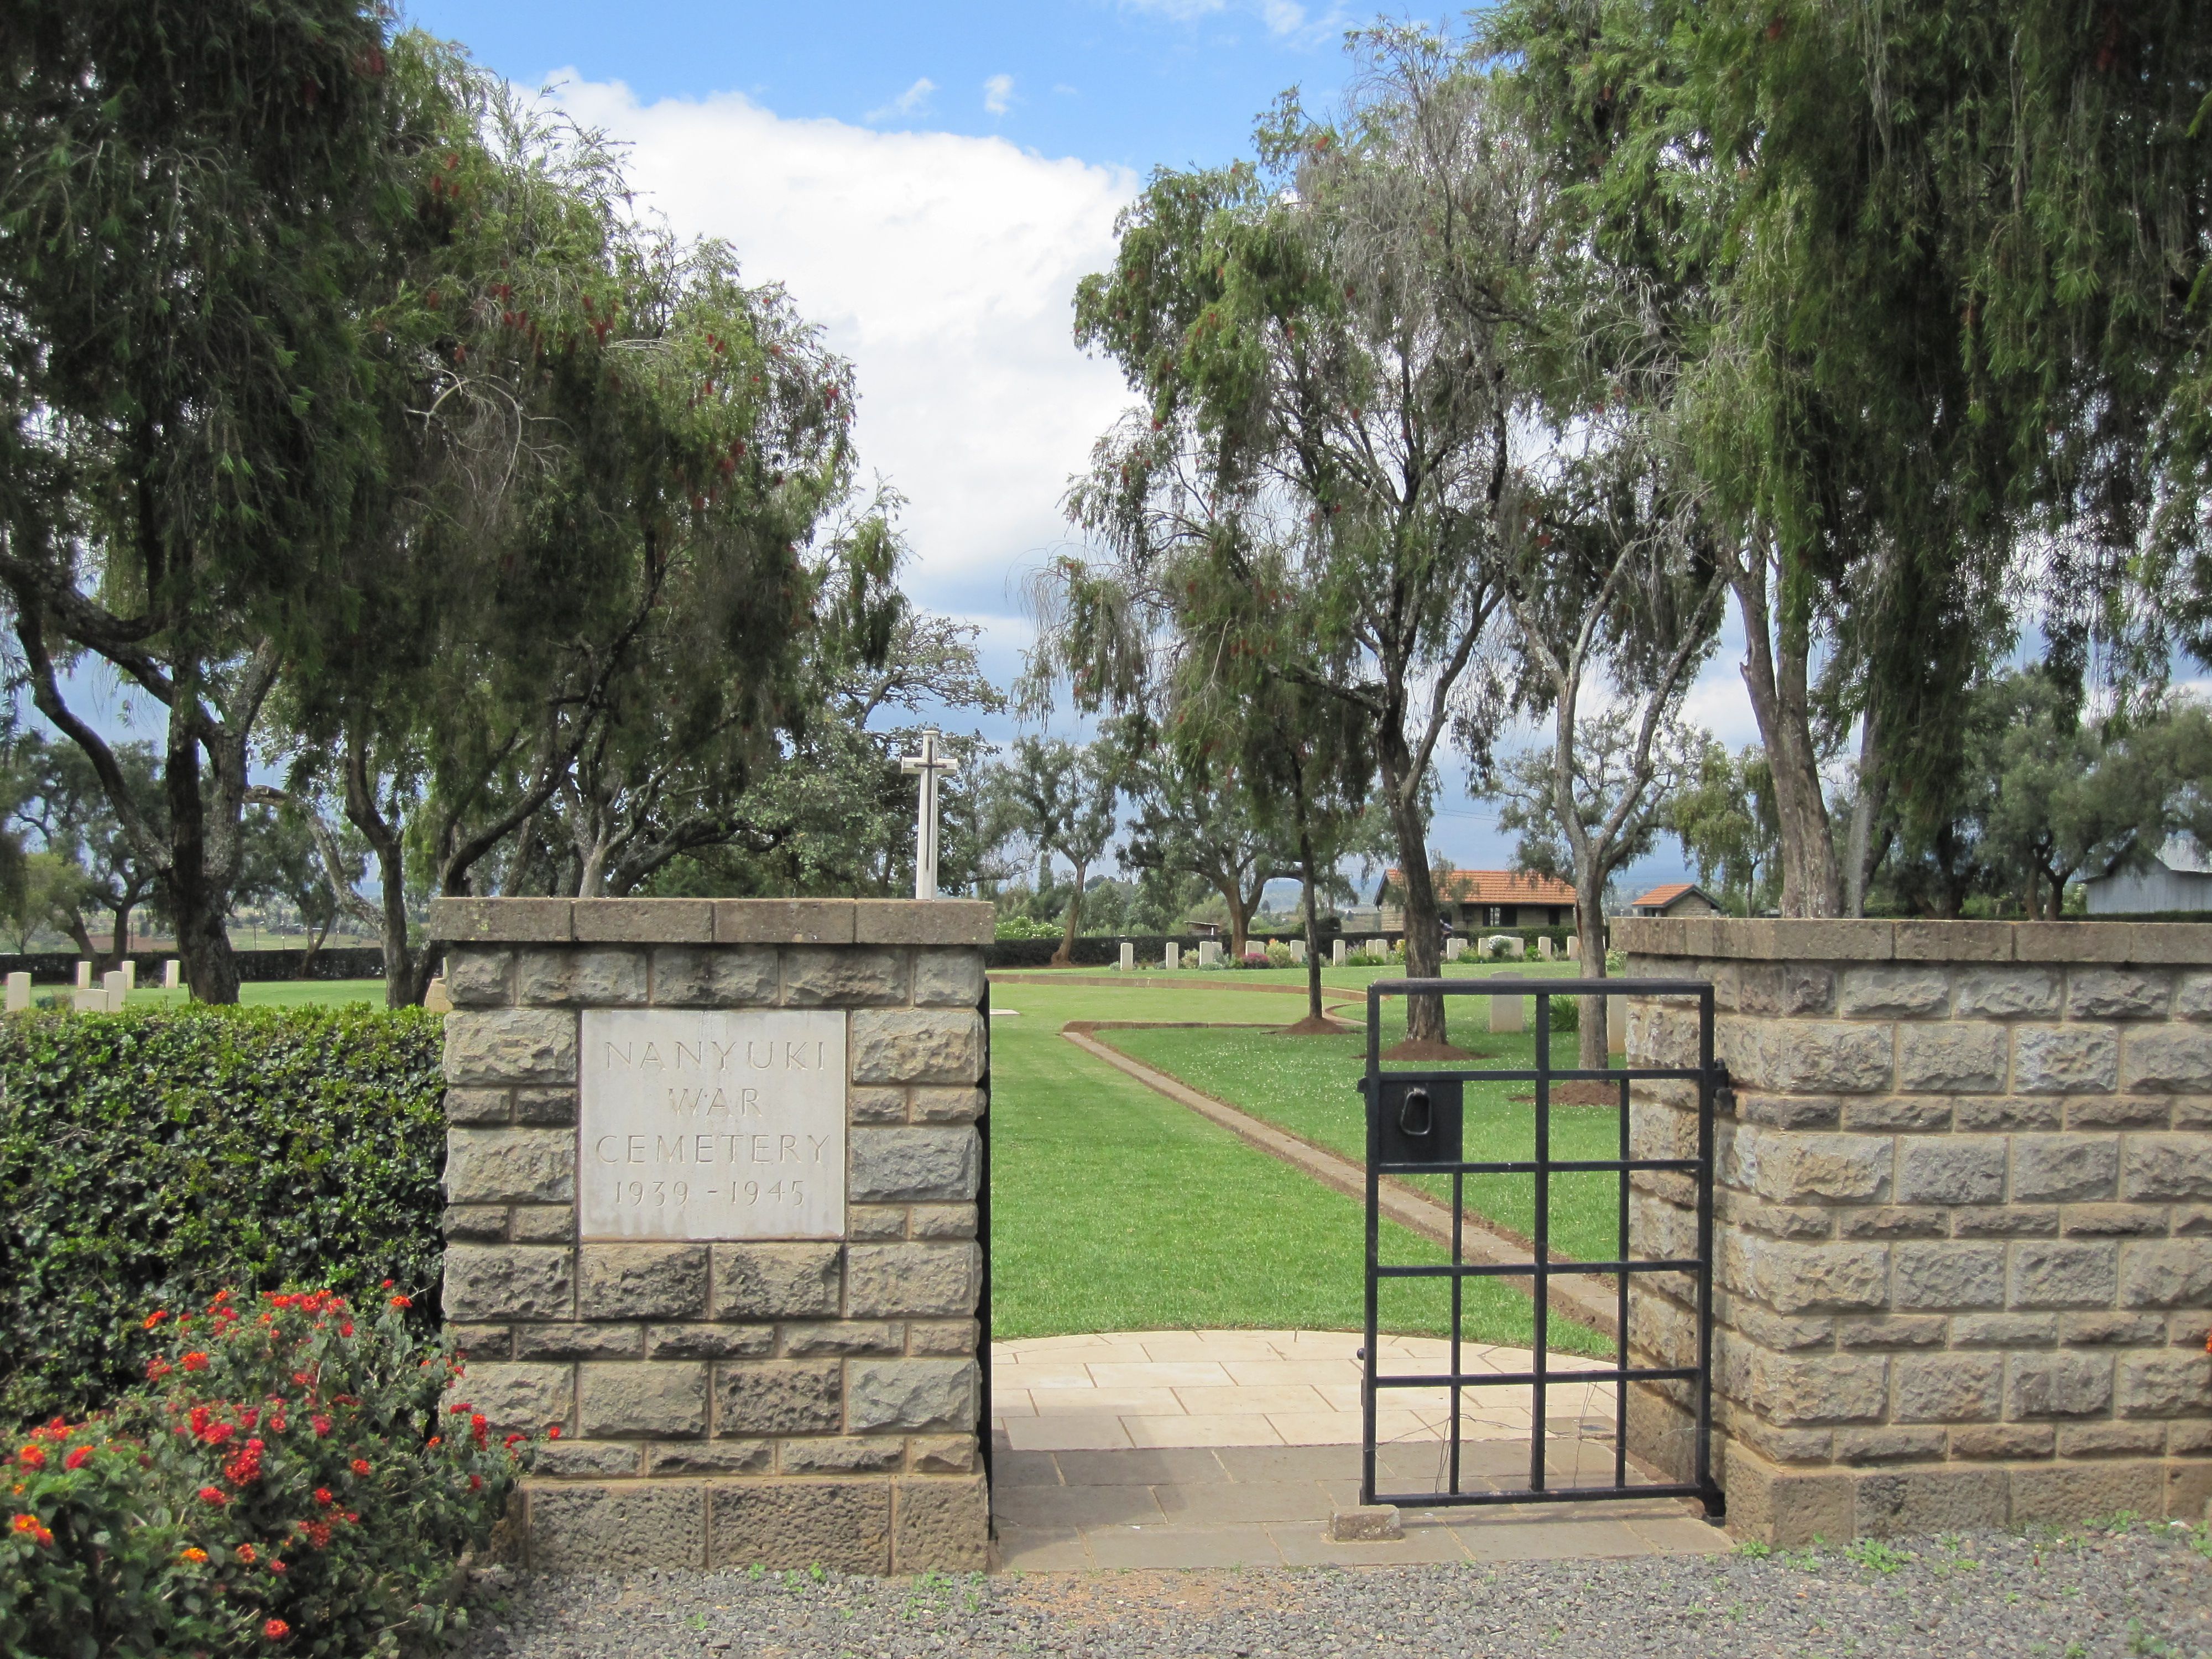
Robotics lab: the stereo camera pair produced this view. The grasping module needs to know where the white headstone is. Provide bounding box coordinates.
[122,961,137,992]
[579,1009,847,1241]
[1444,937,1464,962]
[1166,942,1181,971]
[163,959,182,990]
[1538,936,1555,961]
[102,969,127,1011]
[4,972,27,1013]
[1608,998,1627,1057]
[1566,936,1581,961]
[1119,942,1134,973]
[1289,940,1307,964]
[75,960,92,990]
[1489,993,1525,1034]
[1199,940,1221,967]
[1332,938,1347,966]
[423,977,453,1013]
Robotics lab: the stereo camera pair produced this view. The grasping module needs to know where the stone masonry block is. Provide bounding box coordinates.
[431,897,572,943]
[2122,1135,2212,1202]
[526,1482,705,1572]
[1892,1353,2003,1422]
[1837,966,1952,1018]
[782,948,908,1006]
[444,1009,577,1086]
[647,1325,774,1360]
[711,1244,842,1318]
[515,948,647,1007]
[1854,1468,2011,1537]
[852,899,994,946]
[2068,969,2173,1020]
[2008,1460,2164,1526]
[2060,1312,2162,1345]
[2012,1135,2120,1202]
[532,1442,645,1479]
[445,1127,575,1204]
[848,1206,907,1239]
[849,1087,907,1123]
[894,1476,990,1572]
[1893,1243,2007,1310]
[641,946,779,1006]
[512,1204,575,1243]
[846,1242,982,1318]
[1896,1026,2010,1093]
[444,948,512,1006]
[849,1127,981,1203]
[443,1205,506,1241]
[2056,1421,2166,1457]
[780,1321,904,1356]
[445,1245,574,1321]
[2006,1241,2118,1308]
[850,1009,986,1086]
[2118,1239,2212,1308]
[1717,1020,1892,1094]
[910,1203,977,1240]
[444,1088,510,1125]
[909,1319,981,1357]
[714,1360,842,1434]
[1730,1126,1892,1204]
[578,1244,709,1320]
[578,1362,708,1437]
[911,1087,985,1124]
[2061,1204,2166,1237]
[2006,1352,2113,1418]
[1953,967,2064,1020]
[1949,1423,2056,1459]
[911,950,985,1008]
[1742,1352,1889,1426]
[910,1436,978,1474]
[514,1089,577,1126]
[2012,1026,2119,1094]
[847,1358,979,1432]
[1953,1096,2064,1131]
[2116,1352,2212,1418]
[1735,962,1840,1015]
[649,1443,771,1476]
[707,1481,890,1573]
[1955,1206,2059,1238]
[2177,973,2212,1019]
[456,1362,573,1434]
[714,899,854,945]
[1896,1138,2006,1205]
[513,1323,645,1360]
[2122,1029,2212,1093]
[780,1437,905,1474]
[571,899,712,943]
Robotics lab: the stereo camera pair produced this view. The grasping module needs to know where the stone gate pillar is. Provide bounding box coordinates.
[429,897,993,1573]
[1620,919,2212,1544]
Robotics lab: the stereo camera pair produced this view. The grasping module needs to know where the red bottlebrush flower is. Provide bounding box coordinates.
[314,1488,335,1507]
[199,1485,228,1505]
[263,1618,289,1640]
[62,1447,89,1470]
[310,1416,332,1438]
[16,1446,45,1470]
[181,1352,210,1373]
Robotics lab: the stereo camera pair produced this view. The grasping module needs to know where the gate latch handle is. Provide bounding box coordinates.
[1398,1085,1432,1138]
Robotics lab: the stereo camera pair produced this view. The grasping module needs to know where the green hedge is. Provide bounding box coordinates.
[0,1006,446,1427]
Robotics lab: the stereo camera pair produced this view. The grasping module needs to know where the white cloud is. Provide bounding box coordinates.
[550,76,1138,640]
[1115,0,1336,39]
[983,74,1015,117]
[864,77,937,124]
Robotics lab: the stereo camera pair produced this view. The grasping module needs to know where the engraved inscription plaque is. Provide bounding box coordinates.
[578,1009,846,1240]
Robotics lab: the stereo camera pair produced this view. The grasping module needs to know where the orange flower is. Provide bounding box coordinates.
[199,1485,228,1504]
[180,1352,210,1373]
[10,1514,52,1547]
[62,1447,88,1470]
[349,1459,370,1477]
[388,1295,412,1309]
[263,1618,289,1640]
[236,1542,257,1563]
[144,1310,169,1331]
[180,1547,209,1564]
[16,1446,45,1470]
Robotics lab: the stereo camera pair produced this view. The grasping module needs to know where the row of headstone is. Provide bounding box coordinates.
[7,958,181,1013]
[1484,933,1523,958]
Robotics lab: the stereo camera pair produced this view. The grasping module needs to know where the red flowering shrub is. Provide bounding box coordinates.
[0,1288,523,1658]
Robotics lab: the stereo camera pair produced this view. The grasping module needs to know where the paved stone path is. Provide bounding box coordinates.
[989,1331,1727,1569]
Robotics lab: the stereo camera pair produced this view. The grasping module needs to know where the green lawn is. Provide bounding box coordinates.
[984,973,1608,1354]
[114,978,390,1009]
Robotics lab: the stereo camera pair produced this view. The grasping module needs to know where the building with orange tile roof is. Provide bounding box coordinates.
[1628,882,1724,917]
[1376,868,1579,932]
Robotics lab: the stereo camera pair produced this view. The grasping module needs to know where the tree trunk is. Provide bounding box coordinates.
[1051,859,1087,967]
[1223,888,1250,961]
[1296,820,1324,1025]
[1844,692,1884,916]
[1575,870,1609,1071]
[107,900,135,977]
[1378,731,1446,1046]
[342,742,434,1008]
[1730,552,1842,918]
[164,695,241,1004]
[300,909,331,975]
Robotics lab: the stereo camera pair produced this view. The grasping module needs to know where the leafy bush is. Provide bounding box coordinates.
[1263,940,1296,968]
[0,1006,445,1425]
[992,915,1062,941]
[2,1288,520,1659]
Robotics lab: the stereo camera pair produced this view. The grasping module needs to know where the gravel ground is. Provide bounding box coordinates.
[456,1520,2212,1659]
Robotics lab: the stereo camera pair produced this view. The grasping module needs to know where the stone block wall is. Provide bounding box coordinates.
[1618,919,2212,1544]
[430,897,993,1574]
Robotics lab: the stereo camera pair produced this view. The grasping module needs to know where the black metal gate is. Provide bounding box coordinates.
[1359,976,1724,1518]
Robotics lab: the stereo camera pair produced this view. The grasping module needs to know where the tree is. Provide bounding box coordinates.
[6,735,166,968]
[1115,716,1296,961]
[995,739,1119,967]
[1670,740,1780,917]
[237,801,367,973]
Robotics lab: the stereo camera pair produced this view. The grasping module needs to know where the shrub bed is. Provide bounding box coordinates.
[2,1289,520,1658]
[0,1006,445,1425]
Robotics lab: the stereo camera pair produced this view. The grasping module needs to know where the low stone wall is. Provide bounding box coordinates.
[1619,919,2212,1543]
[429,896,992,1574]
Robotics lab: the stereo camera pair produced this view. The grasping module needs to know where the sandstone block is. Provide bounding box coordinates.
[445,1245,573,1321]
[2177,972,2212,1020]
[779,1437,905,1474]
[647,948,719,1007]
[711,1244,842,1319]
[780,1321,905,1357]
[2069,1095,2175,1130]
[1835,1314,1947,1348]
[449,1323,512,1359]
[2068,969,2173,1020]
[2006,1240,2119,1310]
[714,1359,842,1434]
[2059,1312,2163,1345]
[2055,1421,2166,1457]
[845,1242,982,1318]
[849,1087,906,1123]
[849,1127,980,1203]
[1896,1138,2006,1204]
[1892,1353,2002,1422]
[907,1319,981,1357]
[707,1481,889,1573]
[1892,1242,2006,1310]
[1837,966,1951,1018]
[1838,1428,1953,1467]
[2116,1352,2212,1418]
[510,1204,573,1243]
[645,1324,774,1360]
[1838,1208,1947,1240]
[514,1323,645,1361]
[1949,1423,2055,1459]
[1897,1026,2009,1093]
[443,1204,506,1241]
[714,899,854,946]
[444,1009,577,1086]
[2013,1026,2119,1094]
[578,1361,708,1437]
[1854,1467,2010,1537]
[1954,1206,2059,1238]
[527,1482,704,1572]
[2009,1460,2164,1525]
[1743,1351,1888,1426]
[2061,1203,2166,1237]
[852,900,994,946]
[578,1244,709,1320]
[2005,1352,2113,1418]
[531,1441,644,1478]
[894,1475,989,1572]
[910,1436,978,1474]
[571,899,712,943]
[444,1087,510,1126]
[1718,1019,1892,1094]
[1951,1312,2059,1345]
[911,950,985,1008]
[782,947,908,1006]
[2118,1239,2212,1308]
[515,948,648,1007]
[2122,1029,2212,1093]
[445,948,512,1006]
[431,897,572,943]
[848,1206,907,1239]
[1954,1095,2064,1131]
[910,1203,977,1240]
[648,1442,771,1475]
[847,1358,979,1432]
[1953,967,2064,1020]
[514,1089,577,1125]
[1731,1126,1892,1204]
[456,1362,572,1434]
[697,947,780,1005]
[445,1127,574,1204]
[2012,1135,2119,1203]
[2122,1134,2212,1202]
[1736,962,1838,1016]
[850,1009,986,1085]
[1839,1096,1951,1132]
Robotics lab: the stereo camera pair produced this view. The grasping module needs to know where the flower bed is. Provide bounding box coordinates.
[3,1289,523,1658]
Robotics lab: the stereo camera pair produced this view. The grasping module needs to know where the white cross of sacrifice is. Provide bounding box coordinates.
[899,727,958,900]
